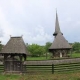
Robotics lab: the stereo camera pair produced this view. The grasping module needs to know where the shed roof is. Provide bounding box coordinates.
[0,37,28,54]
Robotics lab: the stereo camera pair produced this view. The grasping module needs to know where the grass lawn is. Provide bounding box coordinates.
[27,56,50,60]
[0,53,80,80]
[70,53,80,58]
[27,53,80,61]
[1,72,80,80]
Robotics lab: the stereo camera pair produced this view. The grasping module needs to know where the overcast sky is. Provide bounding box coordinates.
[0,0,80,45]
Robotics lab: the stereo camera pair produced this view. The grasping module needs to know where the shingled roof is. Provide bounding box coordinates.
[53,11,62,36]
[49,32,72,50]
[49,11,72,50]
[0,37,28,54]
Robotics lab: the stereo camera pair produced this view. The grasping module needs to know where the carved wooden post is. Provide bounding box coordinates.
[20,55,23,72]
[4,55,7,72]
[4,55,6,72]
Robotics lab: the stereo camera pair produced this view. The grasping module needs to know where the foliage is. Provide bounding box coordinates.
[0,41,3,51]
[45,42,52,52]
[27,42,52,57]
[27,44,46,57]
[72,42,80,53]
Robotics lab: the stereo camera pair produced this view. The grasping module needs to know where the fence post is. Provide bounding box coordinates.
[52,64,54,74]
[23,65,27,73]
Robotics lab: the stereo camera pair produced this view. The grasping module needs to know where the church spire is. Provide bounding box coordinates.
[53,10,62,36]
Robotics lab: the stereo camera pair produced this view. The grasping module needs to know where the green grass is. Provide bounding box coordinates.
[0,74,21,80]
[0,72,80,80]
[27,53,80,61]
[27,56,50,60]
[70,53,80,58]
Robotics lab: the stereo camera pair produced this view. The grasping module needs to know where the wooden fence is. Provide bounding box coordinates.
[24,62,80,74]
[1,63,80,74]
[0,65,4,72]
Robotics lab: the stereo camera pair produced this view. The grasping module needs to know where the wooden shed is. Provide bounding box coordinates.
[0,36,28,73]
[49,11,72,58]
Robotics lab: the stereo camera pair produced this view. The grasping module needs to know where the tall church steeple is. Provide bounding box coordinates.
[49,11,72,58]
[53,11,62,36]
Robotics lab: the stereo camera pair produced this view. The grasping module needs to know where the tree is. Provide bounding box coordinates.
[45,42,52,52]
[27,44,46,57]
[27,42,52,57]
[0,41,3,51]
[72,42,80,53]
[45,42,52,59]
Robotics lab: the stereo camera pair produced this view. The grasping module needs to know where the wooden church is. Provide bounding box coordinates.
[0,36,28,73]
[49,12,72,58]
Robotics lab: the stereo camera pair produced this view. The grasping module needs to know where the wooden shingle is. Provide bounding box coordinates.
[0,37,28,55]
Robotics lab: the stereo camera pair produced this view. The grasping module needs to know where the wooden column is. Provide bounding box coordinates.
[4,55,8,72]
[4,55,6,72]
[20,55,23,72]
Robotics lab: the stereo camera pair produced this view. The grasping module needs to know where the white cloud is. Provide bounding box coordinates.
[0,7,14,44]
[0,0,80,45]
[23,25,52,45]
